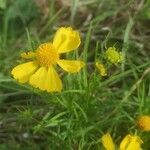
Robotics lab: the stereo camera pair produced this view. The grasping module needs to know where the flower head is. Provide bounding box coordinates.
[119,134,143,150]
[96,62,107,76]
[11,27,85,92]
[105,47,123,64]
[137,115,150,131]
[101,133,143,150]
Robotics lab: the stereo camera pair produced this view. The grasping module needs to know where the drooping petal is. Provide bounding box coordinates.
[29,66,62,92]
[57,59,85,73]
[21,51,36,59]
[29,67,48,91]
[46,66,62,92]
[53,27,81,53]
[119,135,143,150]
[101,133,115,150]
[11,61,38,83]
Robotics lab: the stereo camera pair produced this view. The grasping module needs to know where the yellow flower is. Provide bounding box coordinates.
[105,47,123,64]
[101,133,143,150]
[96,62,107,76]
[137,115,150,131]
[101,133,115,150]
[119,134,143,150]
[11,27,85,92]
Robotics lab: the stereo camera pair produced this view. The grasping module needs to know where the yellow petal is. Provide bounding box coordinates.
[46,66,62,92]
[21,51,36,59]
[101,133,115,150]
[119,135,143,150]
[11,61,38,83]
[29,67,47,90]
[29,66,62,92]
[53,27,81,53]
[57,59,85,73]
[119,135,131,150]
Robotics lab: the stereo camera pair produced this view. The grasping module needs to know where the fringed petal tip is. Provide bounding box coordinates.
[29,66,62,92]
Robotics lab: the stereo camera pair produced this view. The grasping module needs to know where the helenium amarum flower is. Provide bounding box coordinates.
[11,27,85,92]
[101,133,115,150]
[137,115,150,131]
[101,133,143,150]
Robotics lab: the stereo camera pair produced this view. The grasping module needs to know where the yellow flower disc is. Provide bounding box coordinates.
[36,42,59,67]
[106,47,123,64]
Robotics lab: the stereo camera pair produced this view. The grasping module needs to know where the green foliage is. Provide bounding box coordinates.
[0,0,6,9]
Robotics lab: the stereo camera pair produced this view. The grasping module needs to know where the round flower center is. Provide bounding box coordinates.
[106,47,123,64]
[36,43,59,67]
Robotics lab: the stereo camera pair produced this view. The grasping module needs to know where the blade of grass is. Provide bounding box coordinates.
[70,0,79,24]
[83,23,92,88]
[121,16,134,72]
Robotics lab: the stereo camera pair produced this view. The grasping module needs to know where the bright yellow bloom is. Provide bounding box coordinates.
[137,115,150,131]
[11,27,85,92]
[96,62,107,76]
[105,47,123,64]
[101,133,143,150]
[102,133,115,150]
[119,134,143,150]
